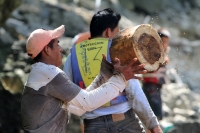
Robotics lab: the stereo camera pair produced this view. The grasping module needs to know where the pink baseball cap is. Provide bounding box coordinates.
[26,25,65,59]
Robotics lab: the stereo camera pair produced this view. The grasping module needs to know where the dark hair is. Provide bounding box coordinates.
[90,8,121,38]
[33,39,55,62]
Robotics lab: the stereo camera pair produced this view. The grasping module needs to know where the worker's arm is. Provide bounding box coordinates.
[125,79,161,131]
[66,56,147,115]
[68,73,126,115]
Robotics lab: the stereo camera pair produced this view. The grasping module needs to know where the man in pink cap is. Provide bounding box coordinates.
[21,25,147,133]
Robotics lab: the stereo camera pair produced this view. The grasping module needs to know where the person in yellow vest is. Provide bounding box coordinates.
[143,28,171,121]
[63,8,162,133]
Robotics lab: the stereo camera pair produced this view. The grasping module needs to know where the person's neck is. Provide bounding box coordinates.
[90,36,103,39]
[37,58,54,66]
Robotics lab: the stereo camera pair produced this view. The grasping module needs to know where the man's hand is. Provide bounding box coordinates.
[151,126,163,133]
[113,57,147,80]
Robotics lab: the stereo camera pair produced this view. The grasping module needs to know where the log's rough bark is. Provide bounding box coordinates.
[110,24,164,72]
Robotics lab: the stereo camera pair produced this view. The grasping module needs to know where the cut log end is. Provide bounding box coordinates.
[110,24,165,72]
[138,33,161,64]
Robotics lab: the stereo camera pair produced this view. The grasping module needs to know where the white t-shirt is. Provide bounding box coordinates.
[64,54,159,130]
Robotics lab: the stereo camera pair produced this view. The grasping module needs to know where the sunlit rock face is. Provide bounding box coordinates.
[0,0,200,133]
[168,44,200,91]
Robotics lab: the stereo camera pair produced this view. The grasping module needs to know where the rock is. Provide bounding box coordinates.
[173,114,187,122]
[0,0,22,27]
[61,11,88,37]
[5,18,30,38]
[59,37,73,55]
[171,120,200,133]
[0,28,14,70]
[168,44,200,91]
[162,82,200,124]
[162,103,173,117]
[118,0,135,10]
[133,0,171,14]
[1,73,24,94]
[119,16,137,29]
[0,86,22,132]
[173,108,196,118]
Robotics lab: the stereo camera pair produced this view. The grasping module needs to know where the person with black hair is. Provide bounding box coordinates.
[89,8,121,39]
[63,8,162,133]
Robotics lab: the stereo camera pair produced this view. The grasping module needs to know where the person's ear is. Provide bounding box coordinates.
[43,45,50,56]
[107,28,112,38]
[102,28,111,38]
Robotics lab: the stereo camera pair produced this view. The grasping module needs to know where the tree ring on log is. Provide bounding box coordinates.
[110,24,164,72]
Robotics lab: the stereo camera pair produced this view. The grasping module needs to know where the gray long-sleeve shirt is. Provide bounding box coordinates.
[21,62,126,133]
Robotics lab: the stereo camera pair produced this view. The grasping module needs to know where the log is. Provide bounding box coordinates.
[110,24,165,72]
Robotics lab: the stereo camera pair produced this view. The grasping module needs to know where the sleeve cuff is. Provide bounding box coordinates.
[148,116,159,130]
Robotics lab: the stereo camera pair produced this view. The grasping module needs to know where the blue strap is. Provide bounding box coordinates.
[71,46,86,88]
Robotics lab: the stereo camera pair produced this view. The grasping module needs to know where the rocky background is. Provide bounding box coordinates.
[0,0,200,133]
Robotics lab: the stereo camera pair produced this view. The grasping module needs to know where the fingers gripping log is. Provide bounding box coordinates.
[110,24,165,72]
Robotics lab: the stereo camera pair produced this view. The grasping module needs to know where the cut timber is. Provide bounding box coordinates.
[110,24,165,72]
